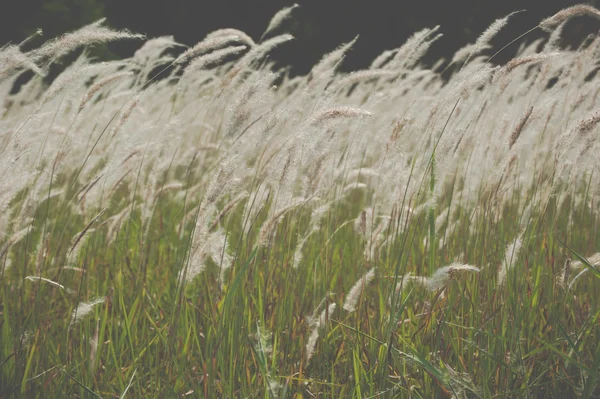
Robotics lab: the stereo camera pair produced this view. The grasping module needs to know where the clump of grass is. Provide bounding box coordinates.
[1,4,600,398]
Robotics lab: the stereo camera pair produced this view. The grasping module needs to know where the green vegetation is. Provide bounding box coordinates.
[1,6,600,398]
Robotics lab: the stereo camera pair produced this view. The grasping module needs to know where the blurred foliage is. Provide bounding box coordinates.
[2,0,600,74]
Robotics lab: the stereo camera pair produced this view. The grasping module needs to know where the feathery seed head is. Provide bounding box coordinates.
[498,235,523,287]
[343,268,376,312]
[70,297,106,327]
[509,106,534,148]
[426,263,480,292]
[176,35,248,64]
[32,19,144,64]
[540,5,600,32]
[306,302,335,363]
[311,106,373,126]
[577,108,600,133]
[261,4,299,41]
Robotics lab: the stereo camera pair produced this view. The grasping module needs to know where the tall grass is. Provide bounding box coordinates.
[1,7,600,398]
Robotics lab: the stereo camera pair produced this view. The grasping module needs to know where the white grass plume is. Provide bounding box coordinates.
[225,72,276,138]
[181,45,248,77]
[70,297,105,328]
[306,303,336,363]
[179,160,240,284]
[498,53,560,77]
[370,49,398,69]
[570,252,600,270]
[310,36,358,85]
[261,4,299,41]
[133,36,184,64]
[540,5,600,32]
[209,191,249,231]
[175,35,248,64]
[205,29,254,47]
[210,228,233,290]
[39,57,92,109]
[342,182,368,193]
[257,198,308,248]
[67,208,106,264]
[386,26,440,70]
[293,230,316,269]
[332,69,395,93]
[237,34,294,72]
[566,252,600,290]
[568,268,590,290]
[426,263,480,292]
[474,13,520,54]
[311,106,373,126]
[453,11,521,64]
[392,273,428,299]
[32,19,143,64]
[109,95,141,139]
[343,268,376,313]
[79,71,133,111]
[306,293,334,327]
[497,234,523,287]
[0,45,43,78]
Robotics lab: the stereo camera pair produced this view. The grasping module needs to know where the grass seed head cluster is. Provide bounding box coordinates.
[1,6,600,398]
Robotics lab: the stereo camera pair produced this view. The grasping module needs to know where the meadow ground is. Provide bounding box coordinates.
[1,5,600,398]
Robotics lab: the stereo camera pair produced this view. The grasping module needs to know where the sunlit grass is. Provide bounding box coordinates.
[1,6,600,398]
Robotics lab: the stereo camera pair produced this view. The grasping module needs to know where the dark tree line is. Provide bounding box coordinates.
[2,0,600,74]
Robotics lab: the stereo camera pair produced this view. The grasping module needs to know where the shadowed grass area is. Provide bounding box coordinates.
[1,165,599,398]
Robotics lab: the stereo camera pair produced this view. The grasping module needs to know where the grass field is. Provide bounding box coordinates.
[1,5,600,398]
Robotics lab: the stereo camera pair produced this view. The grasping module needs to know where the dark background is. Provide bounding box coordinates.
[2,0,600,74]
